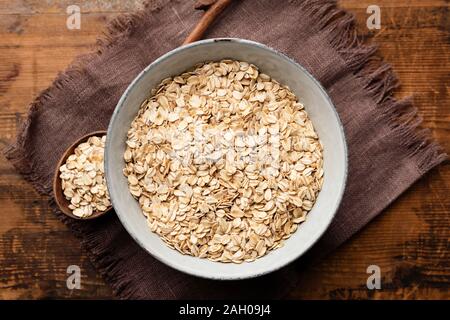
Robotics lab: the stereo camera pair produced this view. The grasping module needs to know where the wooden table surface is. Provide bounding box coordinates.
[0,0,448,299]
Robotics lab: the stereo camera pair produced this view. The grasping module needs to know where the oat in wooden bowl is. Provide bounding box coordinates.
[57,134,111,219]
[123,60,323,263]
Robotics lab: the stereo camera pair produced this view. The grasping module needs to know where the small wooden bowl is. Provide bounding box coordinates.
[53,130,112,220]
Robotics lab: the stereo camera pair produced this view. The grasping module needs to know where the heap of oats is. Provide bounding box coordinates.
[60,135,111,218]
[124,60,323,263]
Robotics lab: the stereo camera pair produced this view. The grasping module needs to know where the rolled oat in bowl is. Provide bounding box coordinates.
[123,60,323,263]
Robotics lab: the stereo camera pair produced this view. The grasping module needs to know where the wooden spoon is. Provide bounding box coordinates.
[53,130,112,220]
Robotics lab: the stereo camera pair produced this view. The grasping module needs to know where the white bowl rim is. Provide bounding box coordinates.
[105,38,348,280]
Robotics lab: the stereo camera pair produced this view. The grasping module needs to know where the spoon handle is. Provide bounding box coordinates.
[183,0,234,45]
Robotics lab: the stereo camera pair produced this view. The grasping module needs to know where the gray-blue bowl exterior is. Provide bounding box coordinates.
[105,38,348,280]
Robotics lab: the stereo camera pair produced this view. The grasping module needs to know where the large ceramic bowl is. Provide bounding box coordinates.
[105,38,347,280]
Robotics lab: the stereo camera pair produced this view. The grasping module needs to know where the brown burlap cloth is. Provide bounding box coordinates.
[4,0,447,299]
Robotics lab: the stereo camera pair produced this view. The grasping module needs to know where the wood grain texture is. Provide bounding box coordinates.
[0,0,449,299]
